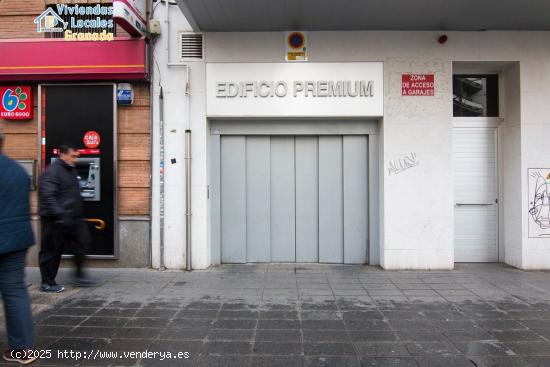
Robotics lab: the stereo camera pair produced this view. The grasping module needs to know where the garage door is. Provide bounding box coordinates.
[453,127,498,262]
[220,135,369,264]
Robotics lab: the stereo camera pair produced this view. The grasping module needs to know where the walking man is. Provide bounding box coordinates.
[0,129,37,364]
[38,143,95,292]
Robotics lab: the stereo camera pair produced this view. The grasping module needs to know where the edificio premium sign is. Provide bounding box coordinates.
[216,80,374,98]
[207,63,383,117]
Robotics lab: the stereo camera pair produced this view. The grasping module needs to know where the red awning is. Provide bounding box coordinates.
[0,38,148,81]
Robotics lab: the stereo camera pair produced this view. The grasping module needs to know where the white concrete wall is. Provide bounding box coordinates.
[151,4,208,269]
[501,63,523,268]
[154,11,550,269]
[520,61,550,269]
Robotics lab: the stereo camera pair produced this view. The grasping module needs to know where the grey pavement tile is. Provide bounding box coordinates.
[207,329,255,342]
[159,327,209,340]
[454,341,516,356]
[349,331,398,342]
[81,316,129,328]
[431,319,480,330]
[300,302,338,311]
[113,327,164,339]
[504,341,550,356]
[354,342,410,357]
[169,318,214,329]
[145,340,203,362]
[405,342,461,356]
[303,330,350,343]
[443,329,494,341]
[34,325,74,337]
[250,356,305,367]
[213,319,258,329]
[49,337,112,351]
[252,342,303,355]
[306,356,362,367]
[66,326,118,339]
[361,357,419,367]
[258,319,300,329]
[381,310,425,320]
[524,356,550,367]
[469,355,534,367]
[134,308,178,318]
[196,355,251,367]
[37,315,87,326]
[53,307,99,316]
[94,307,138,317]
[300,311,341,320]
[184,301,222,310]
[218,310,260,319]
[175,309,219,318]
[342,311,384,320]
[203,341,253,355]
[394,330,448,342]
[520,320,550,329]
[303,342,356,356]
[489,330,545,342]
[345,319,391,331]
[255,330,302,342]
[260,311,299,319]
[301,320,346,330]
[415,356,475,367]
[124,317,170,328]
[388,320,437,330]
[476,320,528,331]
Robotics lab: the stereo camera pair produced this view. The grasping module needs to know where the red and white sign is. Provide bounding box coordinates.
[0,86,33,120]
[113,0,146,37]
[83,131,101,148]
[402,74,435,96]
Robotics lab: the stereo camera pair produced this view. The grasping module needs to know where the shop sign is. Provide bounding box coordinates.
[83,131,101,149]
[113,0,147,37]
[207,63,383,117]
[33,5,114,41]
[402,74,435,96]
[0,86,32,120]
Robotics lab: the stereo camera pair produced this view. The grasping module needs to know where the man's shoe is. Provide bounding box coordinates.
[70,276,98,287]
[40,283,64,293]
[3,349,37,365]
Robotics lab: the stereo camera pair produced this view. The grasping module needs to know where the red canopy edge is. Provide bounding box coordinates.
[0,38,148,82]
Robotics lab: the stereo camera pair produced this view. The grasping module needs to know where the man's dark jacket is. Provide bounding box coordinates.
[0,154,34,255]
[39,159,83,228]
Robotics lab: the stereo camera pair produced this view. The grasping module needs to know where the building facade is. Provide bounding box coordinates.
[2,1,550,271]
[0,0,151,267]
[151,3,550,270]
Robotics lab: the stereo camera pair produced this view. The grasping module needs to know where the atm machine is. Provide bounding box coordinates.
[42,84,116,257]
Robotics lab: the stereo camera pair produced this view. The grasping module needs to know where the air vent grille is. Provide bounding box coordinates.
[180,33,203,60]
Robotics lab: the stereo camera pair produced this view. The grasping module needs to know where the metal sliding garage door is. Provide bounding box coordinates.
[220,135,369,264]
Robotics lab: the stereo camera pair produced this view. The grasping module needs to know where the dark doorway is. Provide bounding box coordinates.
[43,84,116,257]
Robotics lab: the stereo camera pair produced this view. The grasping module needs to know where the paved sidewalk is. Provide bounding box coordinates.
[3,263,550,366]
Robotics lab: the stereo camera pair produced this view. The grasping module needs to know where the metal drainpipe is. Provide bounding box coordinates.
[184,68,192,271]
[159,86,166,270]
[164,0,192,270]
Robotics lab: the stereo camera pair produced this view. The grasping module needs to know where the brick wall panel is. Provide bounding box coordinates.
[118,133,149,160]
[118,106,150,134]
[118,161,150,188]
[119,188,149,215]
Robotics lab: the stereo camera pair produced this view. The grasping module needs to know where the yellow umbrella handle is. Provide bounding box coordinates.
[84,218,106,230]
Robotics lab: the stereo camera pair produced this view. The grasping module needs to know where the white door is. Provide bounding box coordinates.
[453,127,498,262]
[220,135,369,264]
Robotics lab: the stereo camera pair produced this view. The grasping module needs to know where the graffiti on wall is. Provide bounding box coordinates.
[528,168,550,238]
[388,152,420,176]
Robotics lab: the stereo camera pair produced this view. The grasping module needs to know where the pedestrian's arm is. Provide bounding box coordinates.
[39,170,64,220]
